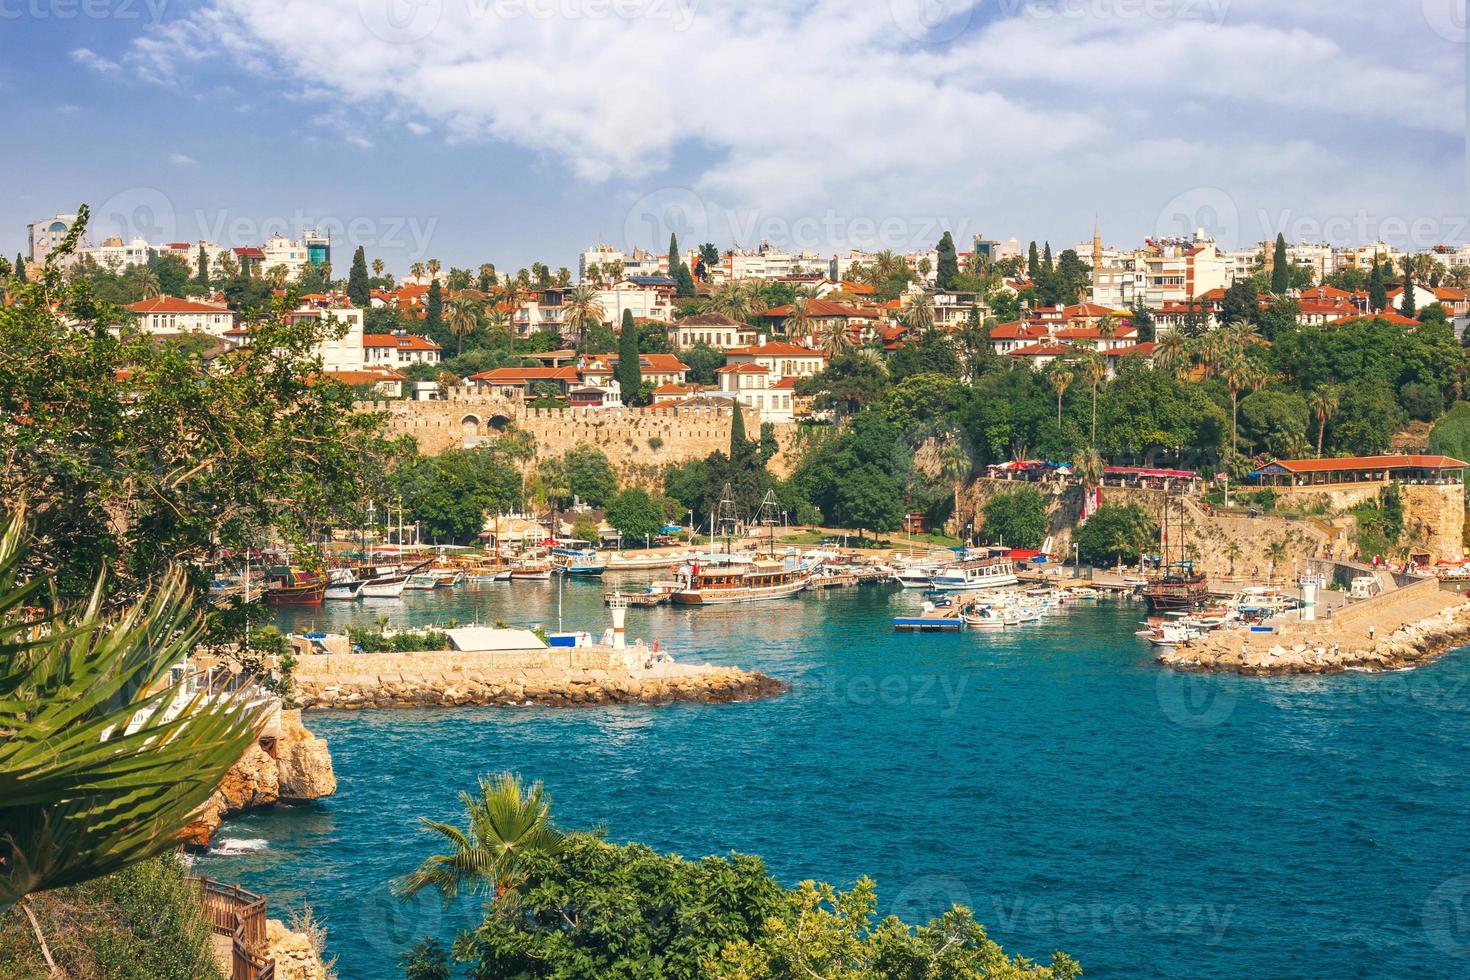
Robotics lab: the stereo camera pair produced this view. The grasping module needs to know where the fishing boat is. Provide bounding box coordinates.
[929,554,1019,592]
[670,557,810,605]
[511,561,554,581]
[892,564,945,588]
[961,604,1007,629]
[263,569,326,606]
[324,578,364,601]
[553,548,608,577]
[404,572,440,591]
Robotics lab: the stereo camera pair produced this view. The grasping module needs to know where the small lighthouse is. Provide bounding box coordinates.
[608,592,628,649]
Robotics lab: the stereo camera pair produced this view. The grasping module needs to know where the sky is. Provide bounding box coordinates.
[2,0,1467,274]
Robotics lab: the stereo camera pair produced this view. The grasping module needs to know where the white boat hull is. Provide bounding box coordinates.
[360,577,408,599]
[672,578,809,604]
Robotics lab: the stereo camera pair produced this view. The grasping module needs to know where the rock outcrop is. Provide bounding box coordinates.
[266,918,330,980]
[184,709,336,848]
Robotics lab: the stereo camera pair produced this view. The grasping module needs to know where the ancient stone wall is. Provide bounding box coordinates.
[368,389,806,480]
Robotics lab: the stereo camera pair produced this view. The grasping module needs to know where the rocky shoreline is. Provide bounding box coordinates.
[184,708,337,848]
[1158,602,1470,676]
[296,663,788,710]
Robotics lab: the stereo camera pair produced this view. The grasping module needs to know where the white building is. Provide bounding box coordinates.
[126,296,237,336]
[595,279,676,323]
[723,341,828,380]
[714,364,799,423]
[27,213,76,263]
[667,312,759,350]
[261,230,330,281]
[285,306,365,372]
[364,331,443,367]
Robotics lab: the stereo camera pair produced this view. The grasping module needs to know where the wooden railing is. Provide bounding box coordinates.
[187,876,275,980]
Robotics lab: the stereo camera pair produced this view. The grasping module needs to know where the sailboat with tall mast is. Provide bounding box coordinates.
[671,484,810,604]
[1142,479,1208,612]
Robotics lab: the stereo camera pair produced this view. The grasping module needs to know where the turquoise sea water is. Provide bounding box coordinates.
[198,578,1470,978]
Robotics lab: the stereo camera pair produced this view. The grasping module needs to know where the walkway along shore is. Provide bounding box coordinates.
[1158,578,1470,675]
[291,646,789,710]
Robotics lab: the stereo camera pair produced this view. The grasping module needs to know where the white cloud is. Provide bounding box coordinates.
[125,0,1468,250]
[169,152,198,165]
[71,48,120,73]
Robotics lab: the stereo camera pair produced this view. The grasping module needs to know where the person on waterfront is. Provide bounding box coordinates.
[1368,624,1377,641]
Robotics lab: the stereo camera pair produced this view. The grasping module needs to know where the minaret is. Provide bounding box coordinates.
[1090,215,1104,303]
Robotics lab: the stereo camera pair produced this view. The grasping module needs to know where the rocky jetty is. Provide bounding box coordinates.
[1159,601,1470,675]
[266,918,331,980]
[296,662,788,710]
[184,708,337,848]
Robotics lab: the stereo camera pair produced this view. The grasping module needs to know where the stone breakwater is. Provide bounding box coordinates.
[1158,599,1470,676]
[291,647,789,710]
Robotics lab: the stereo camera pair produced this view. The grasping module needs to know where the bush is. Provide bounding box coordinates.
[981,486,1049,549]
[1074,503,1156,566]
[1400,381,1444,422]
[0,856,223,980]
[347,627,450,653]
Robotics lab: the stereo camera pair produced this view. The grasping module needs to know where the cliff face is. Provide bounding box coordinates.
[184,708,336,848]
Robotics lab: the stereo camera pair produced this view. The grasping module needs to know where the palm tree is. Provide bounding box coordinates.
[816,318,854,357]
[393,773,566,905]
[782,297,814,341]
[1046,360,1074,427]
[851,347,888,377]
[0,508,263,916]
[410,262,426,282]
[1224,540,1243,577]
[372,258,385,278]
[936,436,972,527]
[561,285,606,347]
[485,308,514,356]
[133,266,162,299]
[1153,331,1189,379]
[446,298,481,356]
[426,258,442,280]
[1222,353,1251,456]
[1076,351,1104,445]
[1072,446,1105,521]
[1097,312,1119,346]
[901,293,936,335]
[1223,319,1262,352]
[1307,384,1341,458]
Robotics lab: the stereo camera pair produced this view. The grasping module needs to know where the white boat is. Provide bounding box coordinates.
[360,575,408,599]
[961,605,1007,629]
[606,551,687,571]
[324,579,364,601]
[892,565,943,588]
[404,572,440,591]
[930,557,1019,592]
[671,557,810,605]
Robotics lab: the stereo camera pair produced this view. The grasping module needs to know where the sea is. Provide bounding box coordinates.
[195,576,1470,978]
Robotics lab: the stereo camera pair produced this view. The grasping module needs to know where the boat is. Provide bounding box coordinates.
[359,574,409,599]
[605,552,686,571]
[961,604,1006,628]
[670,557,810,605]
[894,601,964,631]
[929,555,1019,592]
[404,572,440,590]
[263,569,326,606]
[892,564,944,588]
[324,578,364,601]
[553,548,608,577]
[1142,565,1210,613]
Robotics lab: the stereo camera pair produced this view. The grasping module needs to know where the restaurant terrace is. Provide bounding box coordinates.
[1249,454,1468,490]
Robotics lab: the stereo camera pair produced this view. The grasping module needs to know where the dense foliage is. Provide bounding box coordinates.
[1073,504,1156,566]
[982,487,1050,548]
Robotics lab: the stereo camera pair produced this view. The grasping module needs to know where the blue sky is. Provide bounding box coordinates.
[2,0,1466,274]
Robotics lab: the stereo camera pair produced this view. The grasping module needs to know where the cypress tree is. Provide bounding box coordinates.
[729,398,746,455]
[347,245,371,307]
[196,245,209,287]
[1401,268,1417,317]
[1042,242,1053,272]
[936,231,958,289]
[617,309,642,405]
[1027,242,1039,279]
[668,233,680,277]
[1368,260,1387,313]
[426,278,443,337]
[14,254,25,283]
[1270,233,1290,294]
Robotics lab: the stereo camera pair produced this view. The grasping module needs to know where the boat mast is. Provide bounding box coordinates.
[717,483,738,556]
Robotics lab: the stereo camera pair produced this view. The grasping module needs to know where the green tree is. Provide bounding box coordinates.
[935,231,959,289]
[730,398,747,454]
[400,938,452,980]
[347,245,371,307]
[393,773,565,905]
[195,244,209,287]
[982,486,1049,548]
[1237,387,1309,457]
[1073,503,1155,566]
[1027,241,1039,279]
[399,447,523,541]
[1368,259,1387,313]
[712,877,1081,980]
[616,309,643,404]
[1401,268,1417,317]
[680,341,724,385]
[425,278,444,341]
[605,487,664,545]
[563,444,618,507]
[835,465,904,539]
[1270,233,1290,295]
[445,297,481,356]
[13,253,25,283]
[1428,401,1470,464]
